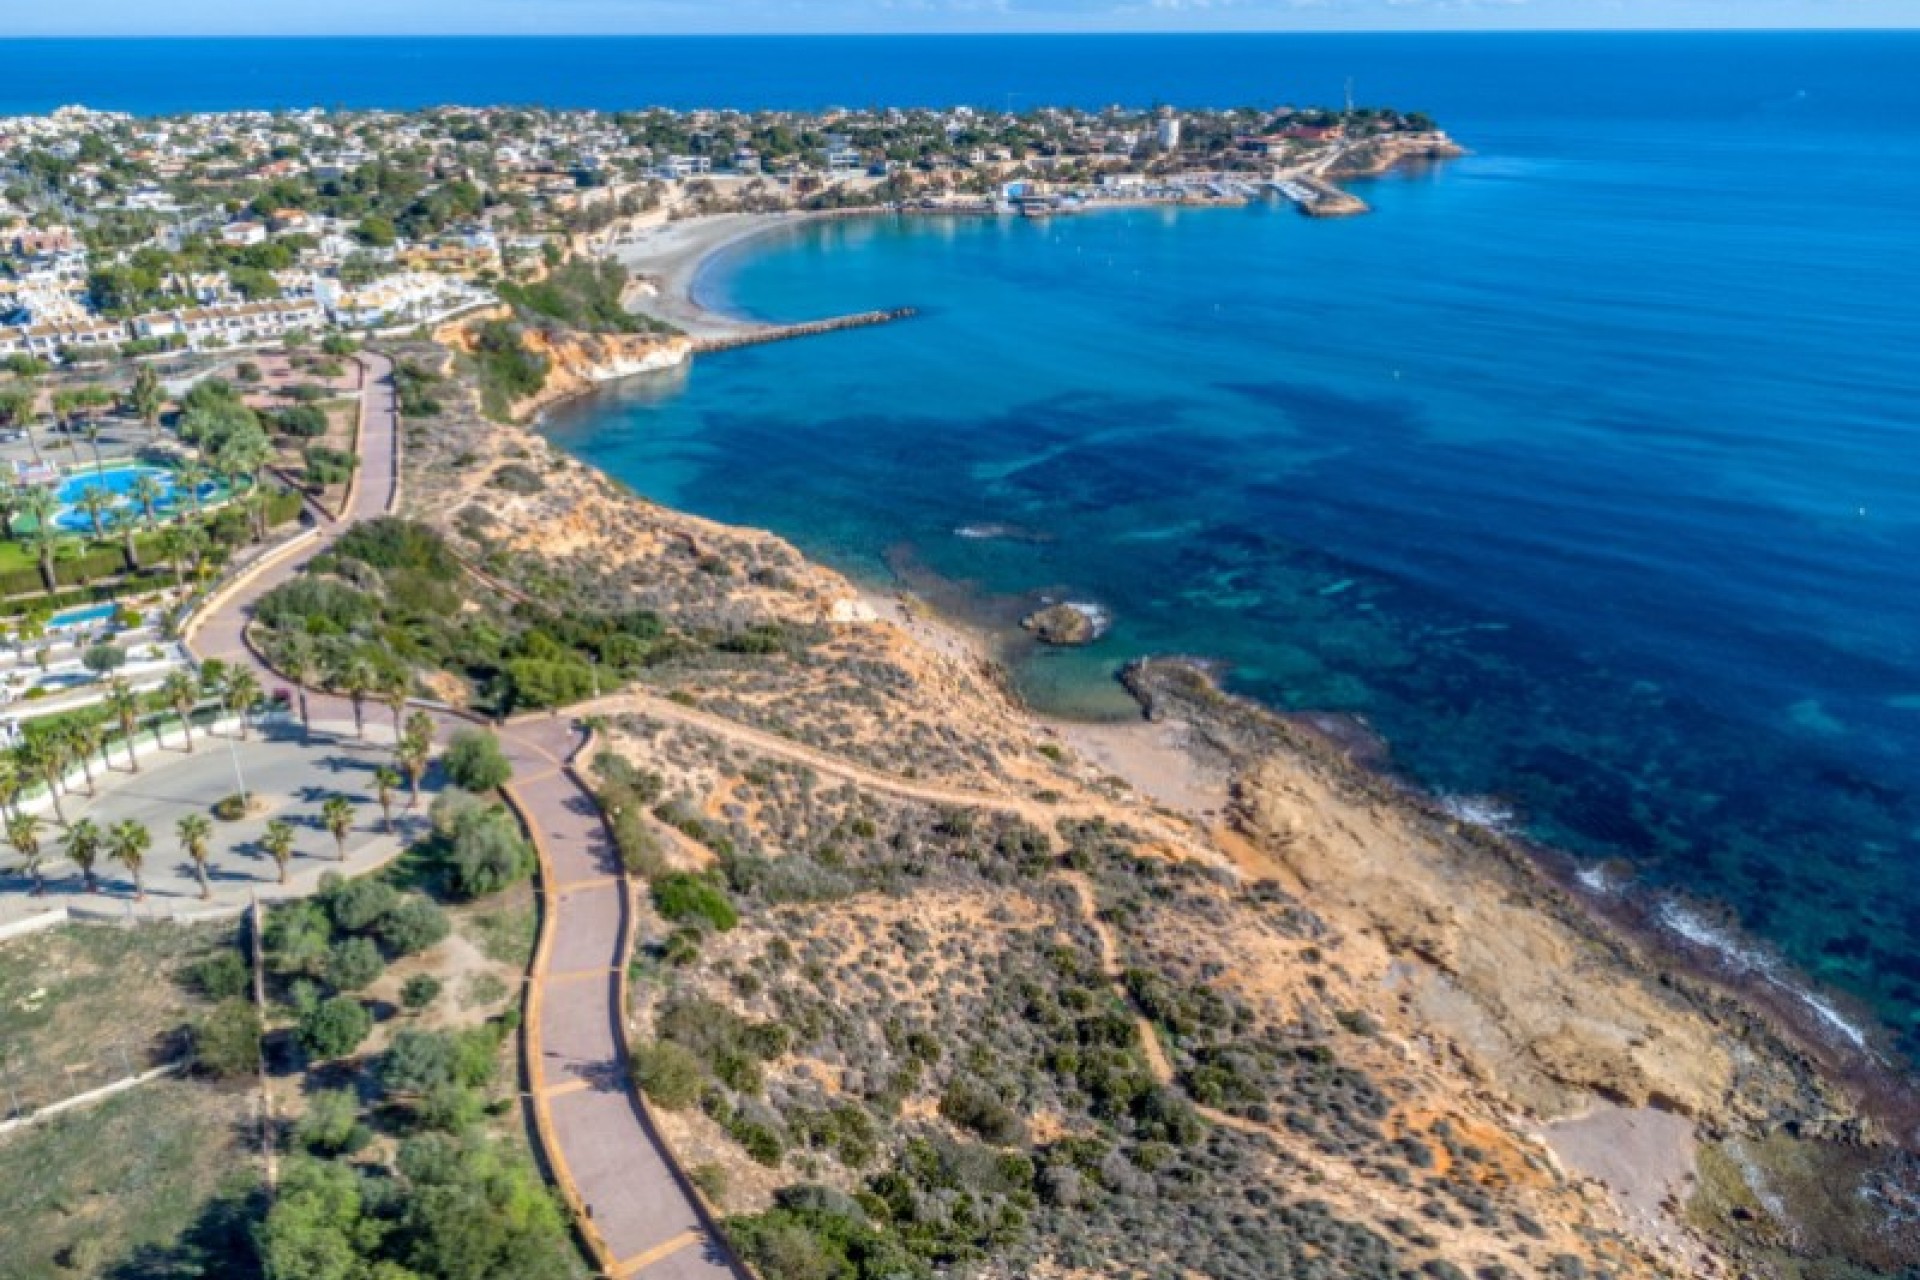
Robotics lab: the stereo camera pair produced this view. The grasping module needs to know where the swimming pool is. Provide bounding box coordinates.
[49,602,117,630]
[51,465,218,534]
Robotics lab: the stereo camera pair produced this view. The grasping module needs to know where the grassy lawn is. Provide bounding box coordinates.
[0,1076,260,1280]
[0,922,235,1113]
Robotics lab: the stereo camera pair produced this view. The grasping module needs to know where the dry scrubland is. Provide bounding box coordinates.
[395,330,1920,1280]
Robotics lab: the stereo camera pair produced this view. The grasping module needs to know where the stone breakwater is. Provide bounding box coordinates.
[691,307,919,354]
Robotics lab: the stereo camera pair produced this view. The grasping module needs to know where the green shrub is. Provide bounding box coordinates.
[471,320,547,420]
[651,872,738,932]
[382,1028,458,1096]
[504,657,596,709]
[192,999,263,1078]
[444,729,512,792]
[321,876,400,932]
[939,1081,1026,1147]
[255,575,375,632]
[274,403,330,438]
[331,517,456,576]
[326,936,385,992]
[304,444,357,486]
[447,807,534,899]
[401,973,443,1012]
[295,1088,369,1154]
[299,995,372,1060]
[186,949,250,1001]
[264,900,334,976]
[379,896,451,956]
[632,1041,705,1110]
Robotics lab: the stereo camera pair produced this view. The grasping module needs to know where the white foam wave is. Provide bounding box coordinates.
[1575,865,1616,895]
[1657,903,1874,1054]
[1795,991,1870,1052]
[1437,794,1517,834]
[1657,902,1769,973]
[1063,601,1112,639]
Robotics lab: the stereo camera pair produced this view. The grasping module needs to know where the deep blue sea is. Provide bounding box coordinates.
[8,34,1918,1062]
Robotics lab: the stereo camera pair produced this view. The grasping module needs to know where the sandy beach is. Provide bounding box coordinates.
[606,211,817,339]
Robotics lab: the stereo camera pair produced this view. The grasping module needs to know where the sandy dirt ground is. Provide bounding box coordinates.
[1543,1105,1700,1256]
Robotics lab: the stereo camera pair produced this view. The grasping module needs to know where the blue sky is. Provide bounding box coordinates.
[14,0,1919,35]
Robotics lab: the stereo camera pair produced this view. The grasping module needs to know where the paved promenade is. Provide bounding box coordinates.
[184,352,740,1279]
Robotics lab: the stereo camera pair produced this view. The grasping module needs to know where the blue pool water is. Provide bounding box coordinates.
[48,603,116,630]
[53,465,209,533]
[541,33,1920,1063]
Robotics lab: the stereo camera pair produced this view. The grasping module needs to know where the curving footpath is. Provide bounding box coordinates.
[186,353,741,1280]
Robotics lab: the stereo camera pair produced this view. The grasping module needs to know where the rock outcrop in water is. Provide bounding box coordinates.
[1021,601,1100,645]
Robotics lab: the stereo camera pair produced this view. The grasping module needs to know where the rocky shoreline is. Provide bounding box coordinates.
[455,189,1919,1275]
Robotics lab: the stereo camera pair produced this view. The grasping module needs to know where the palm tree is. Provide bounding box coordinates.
[144,687,175,751]
[221,666,261,741]
[162,670,199,751]
[50,390,85,468]
[105,678,142,772]
[395,736,430,810]
[108,819,151,901]
[403,709,435,748]
[242,485,272,544]
[76,485,112,541]
[83,420,106,474]
[377,665,410,740]
[336,652,374,739]
[7,811,46,896]
[261,819,295,885]
[22,490,60,594]
[177,813,213,900]
[0,476,22,540]
[67,719,105,794]
[111,507,141,572]
[64,818,103,893]
[176,459,209,518]
[275,632,317,736]
[0,755,21,821]
[20,734,69,827]
[372,766,400,833]
[130,471,166,532]
[157,521,208,591]
[130,365,163,438]
[321,795,355,862]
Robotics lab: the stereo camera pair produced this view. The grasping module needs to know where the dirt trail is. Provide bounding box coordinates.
[587,690,1219,864]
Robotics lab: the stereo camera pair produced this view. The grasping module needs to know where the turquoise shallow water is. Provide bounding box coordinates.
[556,36,1920,1064]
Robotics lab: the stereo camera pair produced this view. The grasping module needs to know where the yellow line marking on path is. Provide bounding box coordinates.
[559,876,623,895]
[614,1232,703,1277]
[542,1077,594,1099]
[544,967,621,986]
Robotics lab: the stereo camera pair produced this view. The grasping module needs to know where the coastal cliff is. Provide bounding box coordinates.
[438,317,693,422]
[511,327,692,421]
[390,328,1920,1280]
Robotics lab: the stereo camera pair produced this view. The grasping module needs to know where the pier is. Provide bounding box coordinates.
[692,307,919,354]
[1266,176,1370,218]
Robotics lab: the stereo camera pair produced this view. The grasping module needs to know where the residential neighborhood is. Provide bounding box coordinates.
[0,99,1452,364]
